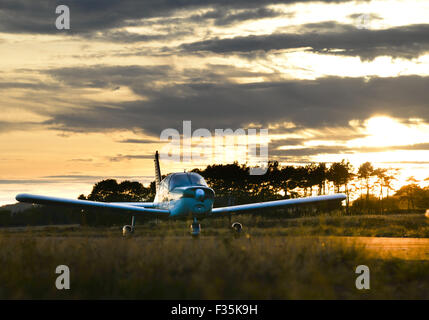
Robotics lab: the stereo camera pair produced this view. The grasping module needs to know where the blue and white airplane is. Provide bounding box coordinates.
[16,151,346,236]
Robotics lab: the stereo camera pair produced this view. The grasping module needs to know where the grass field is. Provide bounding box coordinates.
[0,213,428,299]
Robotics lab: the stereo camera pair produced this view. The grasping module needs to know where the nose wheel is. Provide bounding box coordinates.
[190,217,201,237]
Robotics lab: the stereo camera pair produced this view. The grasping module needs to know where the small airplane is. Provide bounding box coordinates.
[16,151,346,236]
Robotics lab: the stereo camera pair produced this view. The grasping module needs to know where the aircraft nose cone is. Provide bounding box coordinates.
[195,188,205,201]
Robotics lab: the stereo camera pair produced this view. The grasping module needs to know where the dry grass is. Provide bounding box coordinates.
[0,234,428,299]
[3,213,428,238]
[0,213,428,299]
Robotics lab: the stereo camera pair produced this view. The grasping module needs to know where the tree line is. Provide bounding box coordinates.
[1,160,428,227]
[78,160,429,213]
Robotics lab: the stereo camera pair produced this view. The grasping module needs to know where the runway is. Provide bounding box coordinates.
[322,236,429,260]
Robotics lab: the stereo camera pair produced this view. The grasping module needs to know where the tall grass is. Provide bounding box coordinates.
[2,213,428,238]
[0,234,428,299]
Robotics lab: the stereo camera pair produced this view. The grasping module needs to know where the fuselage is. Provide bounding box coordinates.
[153,172,215,217]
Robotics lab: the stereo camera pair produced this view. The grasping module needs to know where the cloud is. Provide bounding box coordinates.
[7,64,429,149]
[269,142,429,160]
[0,81,58,90]
[118,138,162,144]
[181,23,429,60]
[0,175,155,185]
[189,7,288,26]
[0,0,363,34]
[109,154,154,162]
[0,179,61,185]
[0,121,44,133]
[81,29,194,44]
[38,65,429,136]
[358,143,429,152]
[271,146,349,157]
[44,64,172,90]
[67,158,93,162]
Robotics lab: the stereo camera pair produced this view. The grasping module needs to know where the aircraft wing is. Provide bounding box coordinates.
[16,193,170,216]
[211,194,346,215]
[108,202,155,208]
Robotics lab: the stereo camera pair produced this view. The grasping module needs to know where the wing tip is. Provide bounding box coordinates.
[16,193,29,202]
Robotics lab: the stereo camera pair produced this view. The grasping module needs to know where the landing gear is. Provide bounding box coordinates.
[122,216,136,237]
[229,213,243,237]
[190,217,201,237]
[231,222,243,237]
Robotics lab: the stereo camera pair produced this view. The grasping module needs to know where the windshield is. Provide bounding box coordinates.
[169,172,207,190]
[188,172,208,186]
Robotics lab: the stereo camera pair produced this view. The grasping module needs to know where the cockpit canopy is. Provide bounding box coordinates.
[163,172,208,191]
[155,172,210,203]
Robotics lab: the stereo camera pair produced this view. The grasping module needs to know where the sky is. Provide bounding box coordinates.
[1,0,429,205]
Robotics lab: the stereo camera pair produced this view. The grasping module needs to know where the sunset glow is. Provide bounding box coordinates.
[1,0,429,205]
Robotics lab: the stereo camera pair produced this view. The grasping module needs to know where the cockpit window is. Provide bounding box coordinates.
[169,173,191,190]
[188,172,208,187]
[169,172,207,190]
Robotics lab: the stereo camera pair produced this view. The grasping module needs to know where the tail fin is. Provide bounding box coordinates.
[154,151,162,191]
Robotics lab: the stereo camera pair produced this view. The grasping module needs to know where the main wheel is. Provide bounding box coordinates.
[231,222,243,233]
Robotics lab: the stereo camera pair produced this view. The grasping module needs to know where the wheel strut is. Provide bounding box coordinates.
[190,217,201,237]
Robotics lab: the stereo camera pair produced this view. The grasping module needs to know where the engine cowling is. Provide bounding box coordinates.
[231,222,243,233]
[122,225,134,236]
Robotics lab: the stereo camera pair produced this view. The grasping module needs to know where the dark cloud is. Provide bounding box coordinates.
[270,146,350,157]
[118,138,162,144]
[0,81,58,90]
[81,29,193,43]
[269,132,367,148]
[189,7,288,26]
[45,64,171,86]
[181,23,429,60]
[0,0,364,34]
[43,65,173,98]
[269,142,429,160]
[398,143,429,150]
[0,121,43,133]
[37,64,429,138]
[270,138,308,146]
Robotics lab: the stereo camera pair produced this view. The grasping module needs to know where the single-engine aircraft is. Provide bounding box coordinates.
[16,151,346,236]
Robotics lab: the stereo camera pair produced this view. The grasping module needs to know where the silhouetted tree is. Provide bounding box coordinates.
[280,165,298,198]
[84,179,153,202]
[358,162,375,211]
[394,182,428,210]
[327,160,354,212]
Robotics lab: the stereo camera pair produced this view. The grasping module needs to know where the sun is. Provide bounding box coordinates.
[348,116,429,148]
